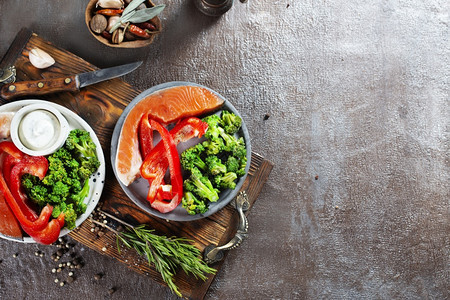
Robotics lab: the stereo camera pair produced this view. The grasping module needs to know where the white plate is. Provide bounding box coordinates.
[0,100,105,243]
[111,82,251,222]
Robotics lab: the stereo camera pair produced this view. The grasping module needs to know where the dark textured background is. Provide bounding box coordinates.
[0,0,448,299]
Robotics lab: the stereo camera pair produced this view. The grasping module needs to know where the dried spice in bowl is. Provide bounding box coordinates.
[86,0,165,48]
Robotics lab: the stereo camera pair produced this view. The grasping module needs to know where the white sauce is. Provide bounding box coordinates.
[18,110,60,150]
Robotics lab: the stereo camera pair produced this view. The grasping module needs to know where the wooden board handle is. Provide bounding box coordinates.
[0,76,78,100]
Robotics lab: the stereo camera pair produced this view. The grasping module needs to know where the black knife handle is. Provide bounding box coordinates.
[0,76,78,100]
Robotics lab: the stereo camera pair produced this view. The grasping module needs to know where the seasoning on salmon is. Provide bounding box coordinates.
[115,85,224,186]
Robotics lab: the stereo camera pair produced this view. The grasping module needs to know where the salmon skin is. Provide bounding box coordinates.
[115,85,224,186]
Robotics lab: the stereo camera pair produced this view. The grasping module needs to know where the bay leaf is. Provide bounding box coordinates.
[126,5,165,24]
[122,0,147,17]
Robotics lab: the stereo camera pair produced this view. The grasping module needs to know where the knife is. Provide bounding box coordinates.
[0,61,142,100]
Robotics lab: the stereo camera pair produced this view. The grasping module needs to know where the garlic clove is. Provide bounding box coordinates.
[96,0,124,9]
[29,48,55,69]
[106,15,122,32]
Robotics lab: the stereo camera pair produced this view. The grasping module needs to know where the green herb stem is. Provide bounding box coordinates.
[92,215,216,297]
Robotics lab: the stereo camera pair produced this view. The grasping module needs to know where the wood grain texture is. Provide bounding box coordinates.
[0,30,273,299]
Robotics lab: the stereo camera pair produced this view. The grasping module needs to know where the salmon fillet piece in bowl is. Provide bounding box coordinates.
[114,85,224,186]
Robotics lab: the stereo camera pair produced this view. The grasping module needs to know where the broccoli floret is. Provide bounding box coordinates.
[182,191,208,215]
[52,181,70,198]
[70,178,83,194]
[214,172,238,190]
[43,155,68,184]
[52,203,77,230]
[62,155,80,174]
[184,167,219,203]
[226,156,240,173]
[47,152,65,169]
[70,179,90,215]
[44,154,85,194]
[232,137,247,159]
[51,202,66,218]
[29,185,48,207]
[66,158,80,170]
[216,126,247,159]
[41,170,70,204]
[202,138,225,156]
[52,148,75,165]
[217,127,237,152]
[220,111,242,134]
[47,194,62,205]
[202,114,222,140]
[21,174,39,190]
[205,156,226,176]
[237,156,247,177]
[202,114,221,127]
[64,206,78,230]
[180,143,206,171]
[65,129,97,158]
[21,178,33,190]
[78,156,100,181]
[22,175,49,207]
[183,178,196,193]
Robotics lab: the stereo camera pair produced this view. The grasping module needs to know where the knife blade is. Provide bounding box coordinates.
[0,61,142,100]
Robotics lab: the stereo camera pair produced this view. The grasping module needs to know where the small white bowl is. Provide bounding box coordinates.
[10,103,69,156]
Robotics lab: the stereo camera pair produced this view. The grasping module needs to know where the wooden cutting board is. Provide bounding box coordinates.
[0,28,273,299]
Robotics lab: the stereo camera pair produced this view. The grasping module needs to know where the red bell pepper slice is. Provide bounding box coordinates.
[24,213,65,245]
[10,156,49,221]
[0,170,53,232]
[170,117,209,144]
[156,184,173,200]
[140,117,208,179]
[147,119,183,212]
[3,153,22,187]
[139,112,154,159]
[151,196,181,213]
[146,171,166,204]
[140,117,208,207]
[0,142,52,232]
[0,141,64,244]
[0,141,23,160]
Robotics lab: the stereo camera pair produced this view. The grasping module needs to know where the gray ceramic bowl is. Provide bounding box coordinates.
[111,82,251,221]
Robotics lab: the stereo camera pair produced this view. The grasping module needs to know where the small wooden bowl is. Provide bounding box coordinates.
[85,0,162,48]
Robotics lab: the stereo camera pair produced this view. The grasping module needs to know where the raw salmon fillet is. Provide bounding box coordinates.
[115,85,224,186]
[0,112,15,139]
[0,189,22,239]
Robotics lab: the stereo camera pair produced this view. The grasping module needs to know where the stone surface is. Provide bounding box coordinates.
[0,0,448,299]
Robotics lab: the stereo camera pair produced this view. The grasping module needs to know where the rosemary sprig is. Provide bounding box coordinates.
[92,213,216,297]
